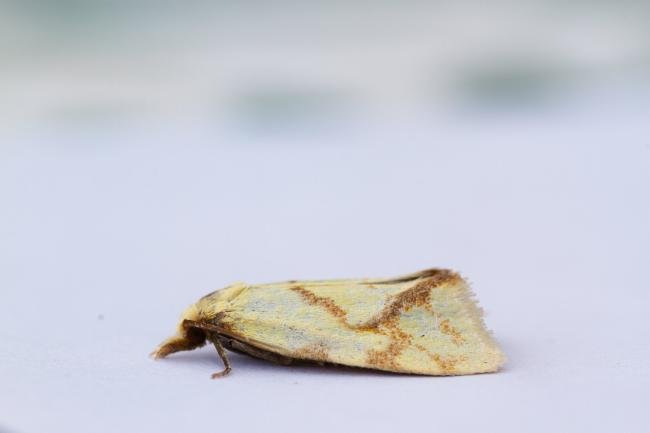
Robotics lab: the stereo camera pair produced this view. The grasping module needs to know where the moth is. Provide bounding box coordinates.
[152,268,505,377]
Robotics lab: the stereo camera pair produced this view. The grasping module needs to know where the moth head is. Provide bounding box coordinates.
[150,303,208,359]
[151,283,243,360]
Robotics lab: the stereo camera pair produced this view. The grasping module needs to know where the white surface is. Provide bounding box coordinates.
[1,109,649,433]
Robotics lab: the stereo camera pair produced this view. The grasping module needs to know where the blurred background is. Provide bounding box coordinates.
[1,2,649,433]
[2,1,650,134]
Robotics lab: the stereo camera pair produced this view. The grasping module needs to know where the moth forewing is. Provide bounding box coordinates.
[152,268,505,377]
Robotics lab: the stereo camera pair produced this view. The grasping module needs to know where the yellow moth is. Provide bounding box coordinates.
[152,268,505,377]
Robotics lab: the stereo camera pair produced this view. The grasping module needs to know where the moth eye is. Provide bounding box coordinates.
[186,326,206,343]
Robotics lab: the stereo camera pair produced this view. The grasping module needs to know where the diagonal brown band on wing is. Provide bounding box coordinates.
[439,319,465,345]
[289,270,462,372]
[359,269,459,329]
[290,286,348,320]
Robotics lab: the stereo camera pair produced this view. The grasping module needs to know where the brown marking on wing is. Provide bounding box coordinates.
[365,317,413,370]
[430,354,463,374]
[439,319,465,345]
[366,340,403,369]
[361,269,458,330]
[293,343,330,363]
[216,271,463,374]
[361,271,460,371]
[414,343,466,374]
[369,268,456,285]
[290,286,347,320]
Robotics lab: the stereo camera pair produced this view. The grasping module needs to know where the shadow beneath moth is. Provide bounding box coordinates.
[151,268,505,378]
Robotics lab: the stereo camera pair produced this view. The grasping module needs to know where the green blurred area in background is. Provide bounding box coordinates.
[2,1,650,131]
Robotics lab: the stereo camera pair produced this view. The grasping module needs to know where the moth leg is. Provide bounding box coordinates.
[218,335,294,366]
[209,337,232,379]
